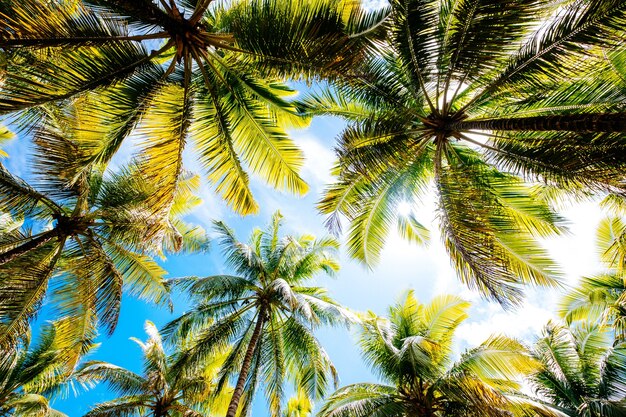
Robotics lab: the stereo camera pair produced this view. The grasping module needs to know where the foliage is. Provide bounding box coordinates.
[301,0,626,306]
[319,291,547,417]
[0,106,208,353]
[163,212,354,417]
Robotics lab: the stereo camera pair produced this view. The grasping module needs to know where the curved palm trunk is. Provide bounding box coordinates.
[225,306,266,417]
[0,228,59,266]
[454,113,626,132]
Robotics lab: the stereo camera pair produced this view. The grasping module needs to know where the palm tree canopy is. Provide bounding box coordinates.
[0,0,386,216]
[0,319,94,417]
[529,320,626,417]
[301,0,626,306]
[75,320,231,417]
[0,105,208,352]
[319,291,543,417]
[163,212,354,417]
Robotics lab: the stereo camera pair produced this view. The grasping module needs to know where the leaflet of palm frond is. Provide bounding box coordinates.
[0,125,14,157]
[191,63,307,214]
[344,158,432,265]
[47,266,99,369]
[596,217,626,273]
[473,71,626,119]
[0,0,137,49]
[31,111,93,202]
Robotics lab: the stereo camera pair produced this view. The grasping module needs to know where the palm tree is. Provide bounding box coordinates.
[75,320,231,417]
[561,215,626,343]
[0,106,208,350]
[0,0,385,215]
[301,0,626,306]
[528,320,626,417]
[0,319,91,417]
[162,212,354,417]
[319,291,551,417]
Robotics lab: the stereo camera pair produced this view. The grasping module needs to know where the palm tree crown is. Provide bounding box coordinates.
[162,212,354,417]
[0,106,207,351]
[75,320,231,417]
[0,319,90,417]
[529,320,626,417]
[319,291,543,417]
[302,0,626,306]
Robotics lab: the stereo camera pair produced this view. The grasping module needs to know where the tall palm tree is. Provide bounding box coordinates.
[561,215,626,343]
[301,0,626,306]
[0,319,92,417]
[0,106,208,351]
[529,320,626,417]
[0,0,385,215]
[319,291,552,417]
[75,320,231,417]
[162,212,354,417]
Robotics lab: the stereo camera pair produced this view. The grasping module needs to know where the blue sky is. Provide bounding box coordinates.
[3,100,607,416]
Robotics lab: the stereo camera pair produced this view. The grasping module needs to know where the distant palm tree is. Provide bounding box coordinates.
[0,0,384,215]
[302,0,626,306]
[0,319,90,417]
[529,320,626,417]
[0,106,207,350]
[163,212,354,417]
[561,215,626,343]
[76,321,230,417]
[319,292,551,417]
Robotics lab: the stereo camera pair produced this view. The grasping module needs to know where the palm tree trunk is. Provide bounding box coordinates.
[225,306,266,417]
[454,113,626,132]
[0,228,59,266]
